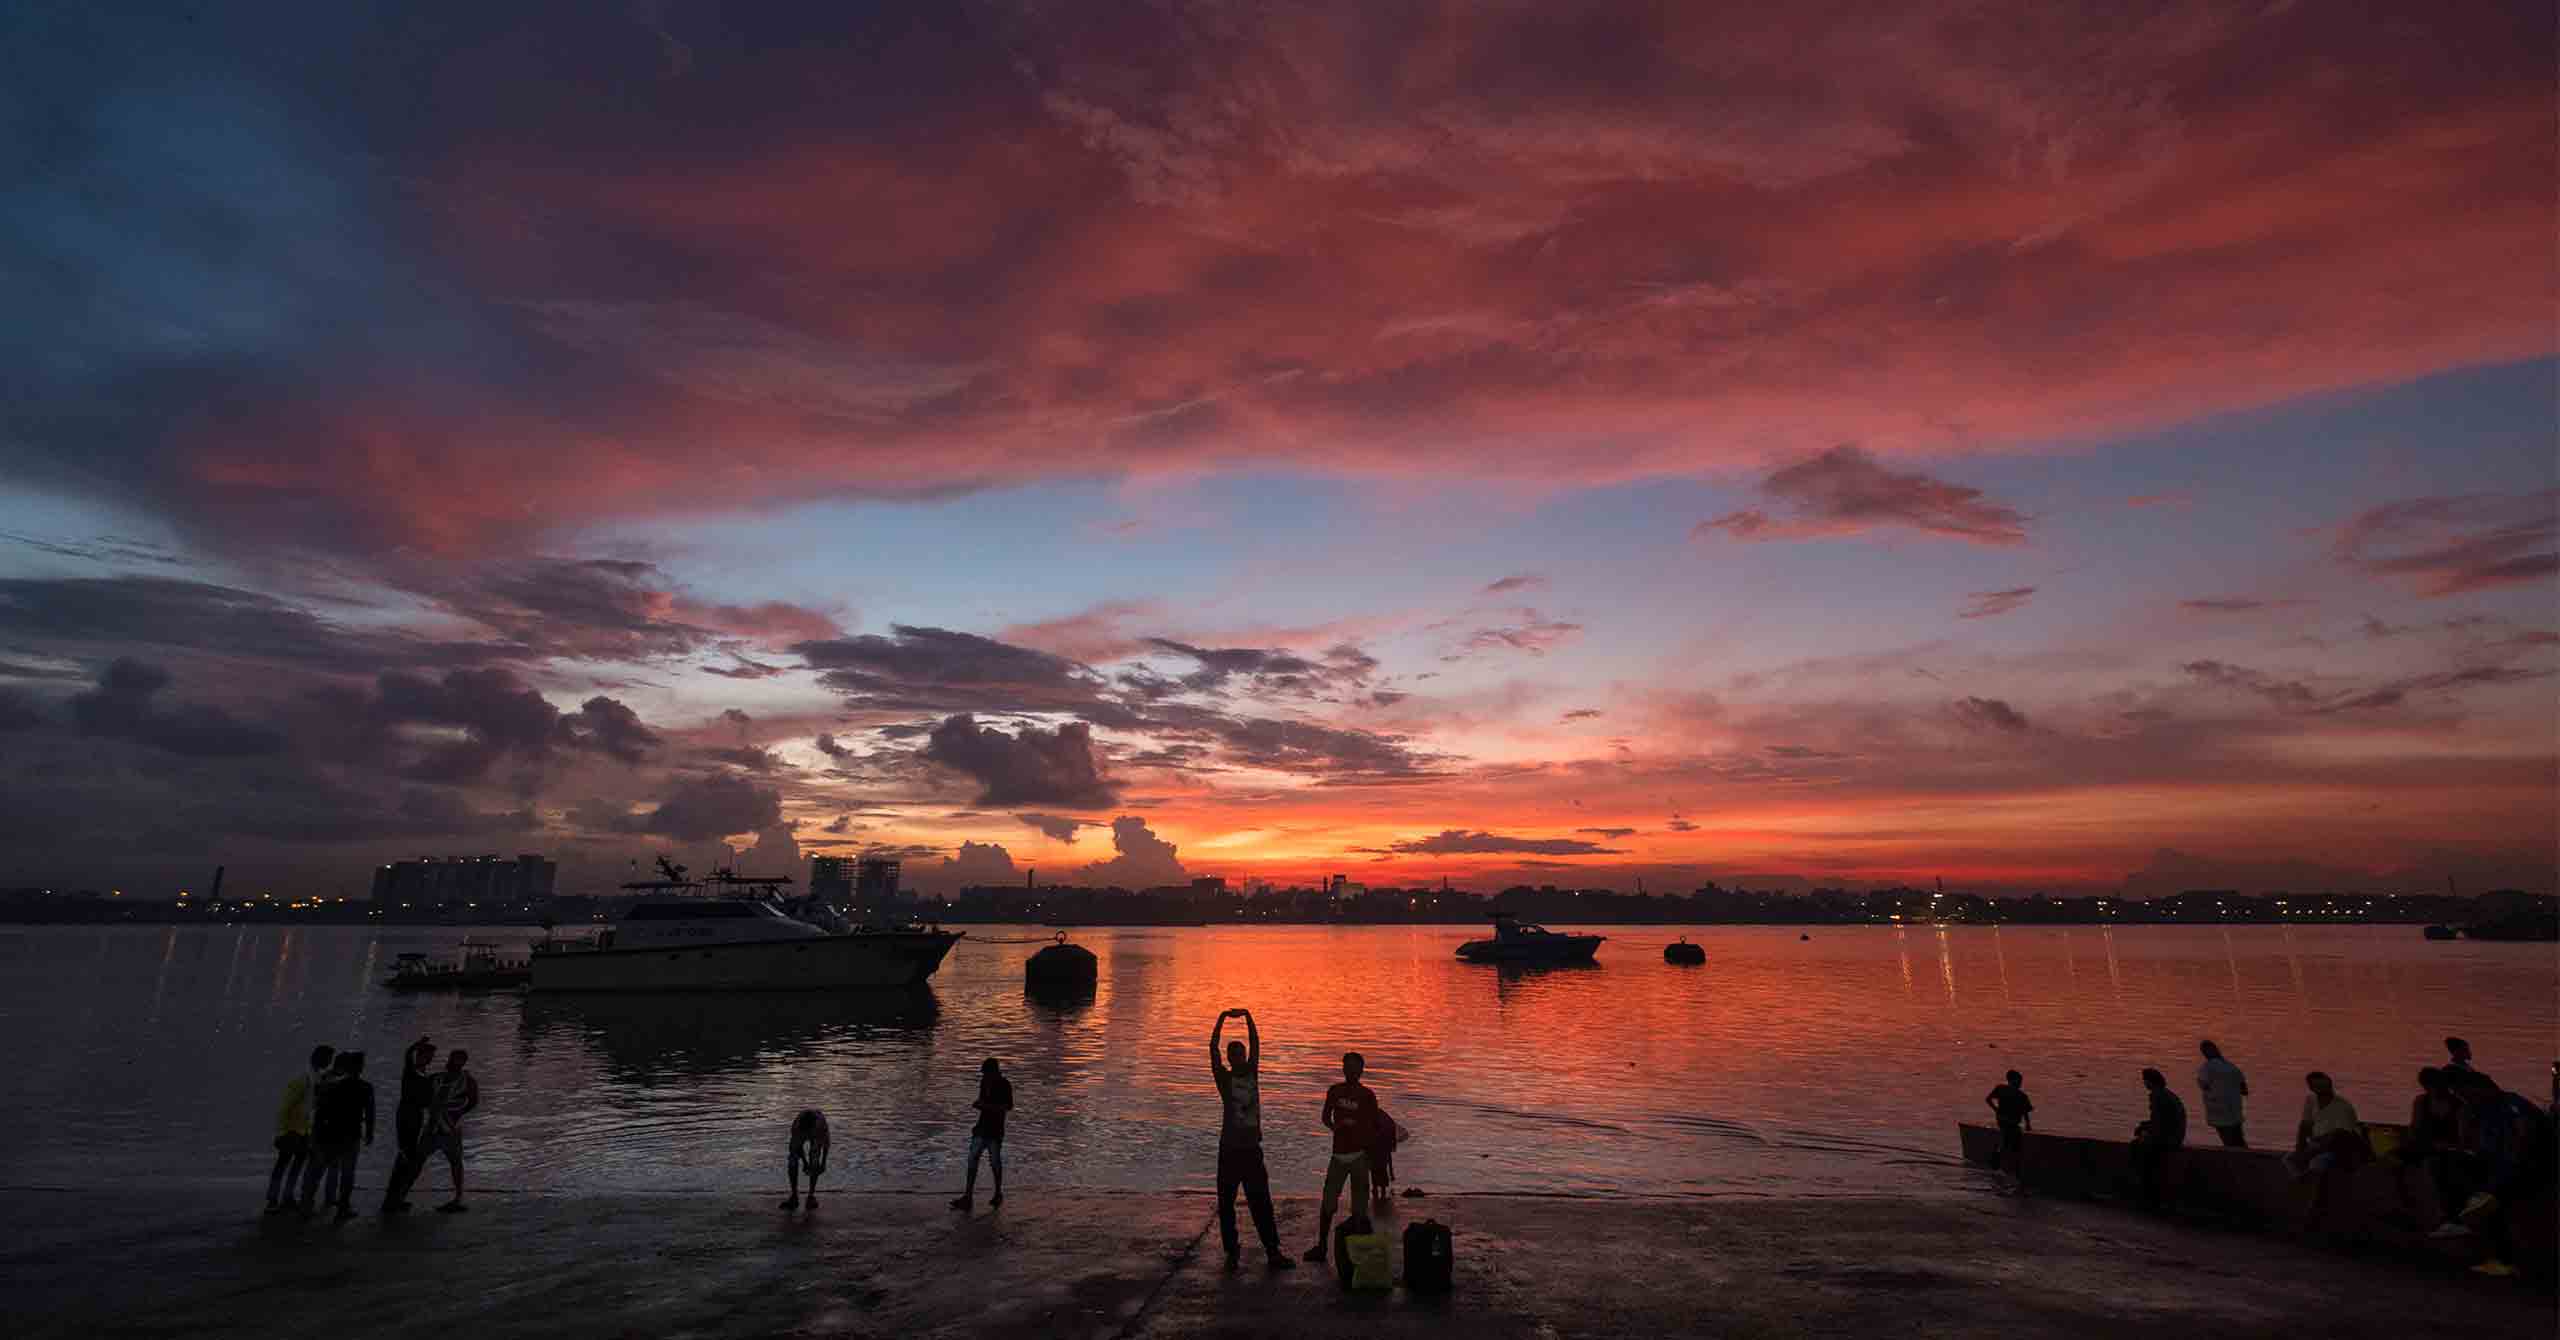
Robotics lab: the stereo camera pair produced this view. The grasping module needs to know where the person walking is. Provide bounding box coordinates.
[1303,1051,1379,1263]
[1209,1009,1290,1271]
[380,1038,436,1213]
[2195,1041,2249,1147]
[302,1052,375,1221]
[266,1044,333,1212]
[414,1049,479,1213]
[950,1058,1012,1211]
[1984,1070,2033,1192]
[2131,1068,2187,1212]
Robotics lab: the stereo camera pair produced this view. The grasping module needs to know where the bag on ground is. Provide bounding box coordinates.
[1333,1218,1391,1291]
[1402,1218,1453,1293]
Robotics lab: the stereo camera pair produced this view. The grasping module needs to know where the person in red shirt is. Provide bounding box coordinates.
[1303,1051,1379,1263]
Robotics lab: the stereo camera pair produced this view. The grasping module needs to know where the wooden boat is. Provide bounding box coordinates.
[1955,1121,2554,1268]
[1663,938,1705,965]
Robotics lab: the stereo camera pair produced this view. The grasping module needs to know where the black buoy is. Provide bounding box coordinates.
[1025,934,1098,990]
[1663,938,1705,965]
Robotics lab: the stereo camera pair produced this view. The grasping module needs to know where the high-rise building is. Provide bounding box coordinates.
[855,857,901,902]
[809,856,854,902]
[369,854,556,907]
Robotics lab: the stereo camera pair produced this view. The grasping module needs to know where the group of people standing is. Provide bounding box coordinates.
[264,1037,478,1219]
[1982,1035,2557,1278]
[1208,1007,1404,1271]
[776,1007,1404,1273]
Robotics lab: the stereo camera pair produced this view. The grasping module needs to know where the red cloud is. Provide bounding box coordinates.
[116,2,2550,555]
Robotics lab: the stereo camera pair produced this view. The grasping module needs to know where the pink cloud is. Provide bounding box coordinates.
[1701,447,2029,546]
[121,3,2548,557]
[2335,489,2559,597]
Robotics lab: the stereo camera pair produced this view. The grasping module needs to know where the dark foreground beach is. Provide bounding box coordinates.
[8,1189,2549,1339]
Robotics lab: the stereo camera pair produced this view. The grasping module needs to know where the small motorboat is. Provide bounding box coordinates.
[1455,914,1603,965]
[384,939,531,991]
[1663,938,1705,965]
[2421,924,2459,941]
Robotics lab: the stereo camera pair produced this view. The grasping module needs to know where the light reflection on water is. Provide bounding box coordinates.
[0,924,2548,1197]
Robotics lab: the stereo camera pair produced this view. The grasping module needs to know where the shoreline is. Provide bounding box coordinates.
[9,1188,2548,1339]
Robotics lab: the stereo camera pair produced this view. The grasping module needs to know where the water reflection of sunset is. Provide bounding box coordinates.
[11,925,2548,1200]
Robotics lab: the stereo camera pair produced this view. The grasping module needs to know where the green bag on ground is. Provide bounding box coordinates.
[1334,1223,1392,1290]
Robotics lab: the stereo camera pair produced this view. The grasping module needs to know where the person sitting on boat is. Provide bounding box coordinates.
[784,1109,830,1210]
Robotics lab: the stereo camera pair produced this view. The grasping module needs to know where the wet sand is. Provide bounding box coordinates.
[6,1187,2549,1338]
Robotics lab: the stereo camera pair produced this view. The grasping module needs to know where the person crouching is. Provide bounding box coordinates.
[785,1109,830,1210]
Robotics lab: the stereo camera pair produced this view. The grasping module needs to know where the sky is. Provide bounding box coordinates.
[1,1,2553,897]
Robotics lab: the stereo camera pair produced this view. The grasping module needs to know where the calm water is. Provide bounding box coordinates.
[1,924,2549,1198]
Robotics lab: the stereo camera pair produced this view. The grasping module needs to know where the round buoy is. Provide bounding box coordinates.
[1025,935,1098,990]
[1663,938,1705,965]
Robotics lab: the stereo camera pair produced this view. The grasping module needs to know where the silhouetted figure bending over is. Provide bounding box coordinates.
[951,1058,1012,1210]
[784,1109,829,1210]
[1304,1051,1379,1263]
[1984,1070,2032,1193]
[2131,1068,2186,1212]
[1210,1009,1291,1271]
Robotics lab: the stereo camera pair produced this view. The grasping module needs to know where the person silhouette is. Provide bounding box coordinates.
[1304,1051,1379,1263]
[784,1109,829,1210]
[1210,1009,1290,1271]
[951,1058,1012,1210]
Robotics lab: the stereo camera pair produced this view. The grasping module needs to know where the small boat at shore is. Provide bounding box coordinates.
[1456,914,1603,964]
[1955,1121,2554,1264]
[2421,924,2458,941]
[384,939,530,991]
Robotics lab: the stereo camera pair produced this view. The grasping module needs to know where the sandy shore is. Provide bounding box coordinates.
[6,1187,2549,1338]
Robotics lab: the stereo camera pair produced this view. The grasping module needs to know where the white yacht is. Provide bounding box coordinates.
[530,861,960,992]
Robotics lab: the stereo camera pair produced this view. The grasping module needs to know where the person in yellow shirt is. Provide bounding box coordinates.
[266,1044,334,1211]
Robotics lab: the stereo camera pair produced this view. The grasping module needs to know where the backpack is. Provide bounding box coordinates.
[1402,1219,1453,1294]
[1333,1218,1391,1291]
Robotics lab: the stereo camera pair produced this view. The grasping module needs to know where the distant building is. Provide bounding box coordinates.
[1190,876,1227,896]
[369,854,556,908]
[855,857,901,902]
[809,856,854,902]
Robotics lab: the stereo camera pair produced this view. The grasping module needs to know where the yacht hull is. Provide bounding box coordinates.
[532,931,959,992]
[1454,938,1602,964]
